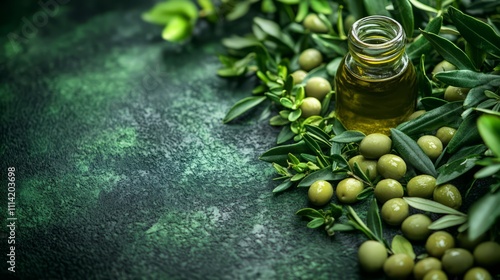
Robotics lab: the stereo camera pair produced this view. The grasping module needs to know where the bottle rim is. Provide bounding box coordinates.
[350,15,404,49]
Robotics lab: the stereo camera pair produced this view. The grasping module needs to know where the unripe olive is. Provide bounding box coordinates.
[305,76,331,101]
[473,241,500,267]
[381,198,409,226]
[383,253,415,279]
[444,86,469,102]
[441,248,474,276]
[374,179,404,204]
[335,178,364,204]
[425,231,455,258]
[291,70,307,85]
[406,110,426,121]
[417,135,443,161]
[343,14,356,34]
[377,154,407,180]
[359,133,392,159]
[457,231,486,251]
[401,214,432,241]
[464,267,492,280]
[423,270,448,280]
[300,97,322,118]
[432,60,457,76]
[413,257,442,280]
[348,155,378,180]
[433,184,462,210]
[358,240,388,272]
[298,48,323,71]
[407,175,437,198]
[435,127,456,147]
[303,14,329,33]
[308,180,333,206]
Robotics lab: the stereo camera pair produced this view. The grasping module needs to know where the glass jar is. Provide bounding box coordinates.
[334,16,418,135]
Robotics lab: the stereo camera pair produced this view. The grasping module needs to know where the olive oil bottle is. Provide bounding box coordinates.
[335,16,418,135]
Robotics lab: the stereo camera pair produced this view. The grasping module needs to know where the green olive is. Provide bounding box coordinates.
[463,267,493,280]
[413,257,442,280]
[348,155,378,181]
[343,14,356,34]
[473,241,500,267]
[381,198,409,226]
[335,178,364,204]
[300,97,322,118]
[303,14,329,33]
[406,110,426,121]
[433,184,462,210]
[417,135,443,161]
[432,60,457,76]
[291,70,307,85]
[374,179,404,204]
[442,248,474,276]
[401,214,432,242]
[407,175,437,198]
[423,270,449,280]
[308,180,333,206]
[359,133,392,159]
[435,127,456,147]
[298,48,323,71]
[358,240,388,272]
[425,231,455,258]
[444,86,470,102]
[457,231,486,251]
[305,76,332,101]
[383,253,415,279]
[377,154,407,180]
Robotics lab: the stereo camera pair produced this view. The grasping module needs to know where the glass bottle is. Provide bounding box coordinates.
[335,16,418,135]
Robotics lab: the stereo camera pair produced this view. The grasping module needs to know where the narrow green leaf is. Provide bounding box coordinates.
[475,164,500,179]
[142,0,198,25]
[277,125,295,144]
[162,16,192,42]
[420,97,447,111]
[305,125,331,145]
[421,30,477,71]
[428,214,468,230]
[403,197,466,216]
[477,115,500,157]
[434,70,500,88]
[363,0,391,16]
[397,102,463,136]
[309,0,332,14]
[222,36,260,49]
[226,1,251,21]
[390,129,438,177]
[331,223,356,231]
[366,199,383,240]
[407,16,442,61]
[464,85,490,108]
[223,96,267,123]
[408,0,438,14]
[269,115,290,126]
[391,0,414,38]
[448,144,487,163]
[272,178,294,193]
[417,55,432,98]
[436,156,479,185]
[467,191,500,240]
[448,6,500,57]
[260,141,310,165]
[295,0,309,22]
[303,134,323,155]
[331,130,365,143]
[447,114,482,154]
[307,218,326,228]
[392,235,416,259]
[291,173,306,181]
[296,208,324,219]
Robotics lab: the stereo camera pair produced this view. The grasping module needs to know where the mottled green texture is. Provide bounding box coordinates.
[1,1,367,279]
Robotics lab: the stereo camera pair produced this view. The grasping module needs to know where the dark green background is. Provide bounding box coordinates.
[0,1,377,279]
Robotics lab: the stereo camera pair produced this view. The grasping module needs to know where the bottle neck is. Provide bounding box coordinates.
[346,16,408,79]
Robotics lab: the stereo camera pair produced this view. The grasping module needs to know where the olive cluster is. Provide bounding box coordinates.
[358,234,500,279]
[306,132,499,279]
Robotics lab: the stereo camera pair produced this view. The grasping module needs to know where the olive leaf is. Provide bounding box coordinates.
[272,178,294,193]
[309,0,332,15]
[477,115,500,157]
[396,102,463,136]
[448,6,500,57]
[223,96,267,123]
[277,125,295,144]
[403,197,466,216]
[222,36,260,50]
[467,191,500,240]
[363,0,391,16]
[305,125,332,147]
[366,198,383,241]
[417,55,433,98]
[307,218,326,228]
[408,0,438,14]
[428,214,468,230]
[434,70,500,88]
[436,155,480,185]
[390,129,438,177]
[420,30,477,71]
[260,141,311,165]
[391,235,416,259]
[420,97,447,111]
[391,0,414,38]
[142,0,198,25]
[162,15,192,42]
[407,16,442,61]
[331,130,365,143]
[296,208,324,219]
[447,114,482,154]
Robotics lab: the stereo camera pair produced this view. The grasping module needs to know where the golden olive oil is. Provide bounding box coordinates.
[335,57,418,135]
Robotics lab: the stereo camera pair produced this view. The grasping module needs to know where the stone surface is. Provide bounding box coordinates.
[1,1,375,279]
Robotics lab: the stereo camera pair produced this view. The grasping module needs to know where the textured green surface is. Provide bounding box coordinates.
[0,1,372,279]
